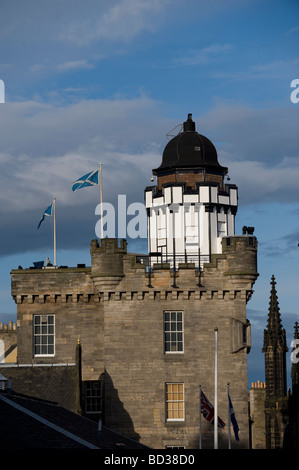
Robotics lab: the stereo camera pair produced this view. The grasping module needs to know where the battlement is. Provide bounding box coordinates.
[221,235,258,280]
[0,322,17,331]
[11,264,93,301]
[251,380,266,389]
[11,235,258,300]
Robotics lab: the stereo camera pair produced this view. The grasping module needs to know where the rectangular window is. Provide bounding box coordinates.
[166,383,184,421]
[83,381,102,414]
[34,315,55,356]
[164,311,183,353]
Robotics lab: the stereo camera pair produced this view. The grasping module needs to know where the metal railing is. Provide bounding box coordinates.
[136,252,211,288]
[136,252,211,269]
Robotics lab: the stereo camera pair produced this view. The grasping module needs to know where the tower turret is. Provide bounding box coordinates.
[145,114,238,268]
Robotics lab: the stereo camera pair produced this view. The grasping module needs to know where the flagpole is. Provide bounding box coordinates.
[53,197,56,266]
[227,382,231,449]
[214,327,218,449]
[100,163,103,239]
[199,385,202,449]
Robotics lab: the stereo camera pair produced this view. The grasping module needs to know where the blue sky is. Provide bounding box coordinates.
[0,0,298,387]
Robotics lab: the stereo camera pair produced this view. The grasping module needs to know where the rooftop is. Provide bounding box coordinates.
[0,391,148,449]
[153,114,228,176]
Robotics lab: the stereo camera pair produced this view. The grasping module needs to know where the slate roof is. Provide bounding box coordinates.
[0,391,148,449]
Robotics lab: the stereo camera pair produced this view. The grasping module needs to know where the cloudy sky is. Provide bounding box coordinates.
[0,0,298,386]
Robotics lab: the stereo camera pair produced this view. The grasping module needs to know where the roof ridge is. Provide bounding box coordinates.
[0,394,99,449]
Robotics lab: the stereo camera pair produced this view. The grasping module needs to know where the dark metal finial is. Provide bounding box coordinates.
[183,113,195,132]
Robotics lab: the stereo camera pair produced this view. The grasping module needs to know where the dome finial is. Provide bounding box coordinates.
[183,113,195,132]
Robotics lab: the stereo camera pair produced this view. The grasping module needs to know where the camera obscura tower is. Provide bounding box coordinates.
[145,114,238,271]
[11,113,258,449]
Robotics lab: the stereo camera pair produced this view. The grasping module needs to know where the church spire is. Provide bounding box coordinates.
[263,275,288,398]
[263,275,287,350]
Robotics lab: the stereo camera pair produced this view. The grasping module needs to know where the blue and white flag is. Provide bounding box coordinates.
[37,202,53,230]
[228,393,239,441]
[72,169,99,192]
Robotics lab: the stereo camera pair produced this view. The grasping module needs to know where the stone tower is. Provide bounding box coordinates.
[262,275,288,448]
[9,113,259,449]
[88,114,258,448]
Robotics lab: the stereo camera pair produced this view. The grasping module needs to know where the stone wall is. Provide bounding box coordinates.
[11,266,104,381]
[102,289,250,448]
[10,236,258,449]
[92,237,258,448]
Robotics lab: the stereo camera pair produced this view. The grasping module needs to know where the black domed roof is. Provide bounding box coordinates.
[153,114,227,175]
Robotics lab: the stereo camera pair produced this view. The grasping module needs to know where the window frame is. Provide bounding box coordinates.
[33,314,55,357]
[164,311,184,354]
[165,382,185,422]
[83,380,102,415]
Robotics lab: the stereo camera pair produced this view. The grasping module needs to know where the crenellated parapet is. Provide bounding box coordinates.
[12,292,100,304]
[11,234,258,303]
[11,264,95,304]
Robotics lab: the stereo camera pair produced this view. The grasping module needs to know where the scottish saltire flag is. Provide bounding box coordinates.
[228,393,239,441]
[72,169,99,191]
[200,390,225,428]
[37,202,53,230]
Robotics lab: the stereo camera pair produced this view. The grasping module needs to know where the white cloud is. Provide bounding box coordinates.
[61,0,170,45]
[56,60,95,72]
[1,98,298,215]
[199,103,299,166]
[286,25,299,35]
[222,154,299,204]
[0,96,298,258]
[29,64,44,73]
[212,58,299,81]
[173,44,234,66]
[0,95,164,213]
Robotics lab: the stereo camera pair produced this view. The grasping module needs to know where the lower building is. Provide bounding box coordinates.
[6,235,258,449]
